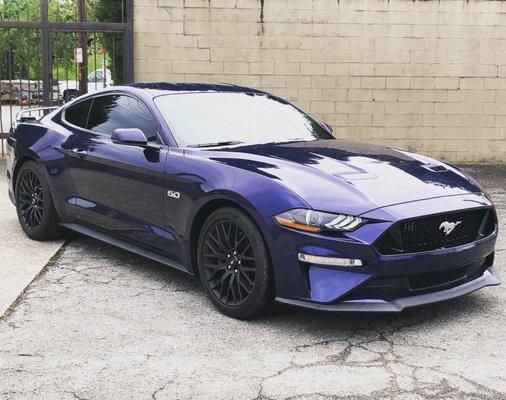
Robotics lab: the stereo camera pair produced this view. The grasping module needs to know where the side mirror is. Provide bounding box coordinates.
[112,128,148,145]
[320,122,333,134]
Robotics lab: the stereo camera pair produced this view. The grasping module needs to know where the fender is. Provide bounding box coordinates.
[186,190,275,244]
[183,181,310,274]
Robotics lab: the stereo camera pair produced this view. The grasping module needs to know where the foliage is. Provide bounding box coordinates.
[0,0,121,83]
[92,0,124,83]
[0,0,42,79]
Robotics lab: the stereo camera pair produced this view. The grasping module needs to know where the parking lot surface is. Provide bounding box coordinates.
[0,165,504,400]
[0,159,64,316]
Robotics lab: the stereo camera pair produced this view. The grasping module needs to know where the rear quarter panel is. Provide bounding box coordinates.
[8,117,75,221]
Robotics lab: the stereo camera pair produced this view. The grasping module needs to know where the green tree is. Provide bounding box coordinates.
[0,0,76,80]
[0,0,122,83]
[91,0,124,84]
[0,0,41,80]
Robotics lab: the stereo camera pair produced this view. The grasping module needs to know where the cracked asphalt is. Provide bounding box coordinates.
[0,165,505,400]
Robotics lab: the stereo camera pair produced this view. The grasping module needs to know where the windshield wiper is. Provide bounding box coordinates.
[188,141,244,148]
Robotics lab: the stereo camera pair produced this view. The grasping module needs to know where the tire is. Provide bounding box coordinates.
[15,160,64,241]
[197,206,274,319]
[64,90,78,103]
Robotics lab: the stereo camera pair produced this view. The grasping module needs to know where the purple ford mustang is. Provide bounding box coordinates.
[6,83,500,319]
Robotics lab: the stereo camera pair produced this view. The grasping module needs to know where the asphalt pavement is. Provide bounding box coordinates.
[0,163,504,400]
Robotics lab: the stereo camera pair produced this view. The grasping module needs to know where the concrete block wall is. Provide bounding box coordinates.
[134,0,506,163]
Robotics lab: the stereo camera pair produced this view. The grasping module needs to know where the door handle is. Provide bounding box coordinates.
[71,148,88,158]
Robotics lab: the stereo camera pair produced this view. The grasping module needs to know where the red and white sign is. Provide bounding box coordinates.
[74,47,83,63]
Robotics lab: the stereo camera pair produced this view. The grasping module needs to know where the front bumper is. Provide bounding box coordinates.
[267,194,499,309]
[275,266,501,312]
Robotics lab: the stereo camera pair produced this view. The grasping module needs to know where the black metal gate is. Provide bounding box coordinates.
[0,0,134,155]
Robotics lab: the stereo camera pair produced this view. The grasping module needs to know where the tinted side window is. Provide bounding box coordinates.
[87,95,159,141]
[64,99,92,128]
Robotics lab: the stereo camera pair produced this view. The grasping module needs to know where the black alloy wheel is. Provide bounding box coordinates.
[17,169,44,229]
[197,207,274,319]
[201,219,256,306]
[15,161,64,240]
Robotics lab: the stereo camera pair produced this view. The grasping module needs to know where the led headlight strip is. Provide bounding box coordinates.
[275,209,365,233]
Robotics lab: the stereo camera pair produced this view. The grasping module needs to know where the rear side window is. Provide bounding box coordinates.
[87,95,159,142]
[64,99,92,128]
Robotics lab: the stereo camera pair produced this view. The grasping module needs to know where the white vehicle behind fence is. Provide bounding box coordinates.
[58,68,113,102]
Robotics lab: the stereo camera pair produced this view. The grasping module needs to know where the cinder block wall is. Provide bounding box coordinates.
[134,0,506,163]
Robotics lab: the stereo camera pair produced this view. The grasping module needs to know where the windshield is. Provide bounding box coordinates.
[154,92,333,147]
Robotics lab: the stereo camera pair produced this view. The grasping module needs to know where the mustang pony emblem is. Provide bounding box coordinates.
[439,221,462,235]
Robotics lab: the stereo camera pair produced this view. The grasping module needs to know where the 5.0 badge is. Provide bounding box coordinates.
[167,190,181,199]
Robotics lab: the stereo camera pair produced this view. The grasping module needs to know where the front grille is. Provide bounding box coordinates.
[483,209,498,236]
[375,208,496,255]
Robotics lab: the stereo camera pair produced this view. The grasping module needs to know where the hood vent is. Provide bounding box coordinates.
[333,171,377,181]
[422,164,448,173]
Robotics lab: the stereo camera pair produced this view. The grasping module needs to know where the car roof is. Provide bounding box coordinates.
[125,82,267,96]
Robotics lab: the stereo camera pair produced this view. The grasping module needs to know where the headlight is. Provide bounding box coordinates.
[275,209,366,233]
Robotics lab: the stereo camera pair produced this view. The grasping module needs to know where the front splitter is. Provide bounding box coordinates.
[275,266,501,312]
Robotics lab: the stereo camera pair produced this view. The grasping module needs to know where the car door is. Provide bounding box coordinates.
[64,93,171,252]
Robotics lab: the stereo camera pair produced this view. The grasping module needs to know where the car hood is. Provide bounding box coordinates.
[198,139,482,216]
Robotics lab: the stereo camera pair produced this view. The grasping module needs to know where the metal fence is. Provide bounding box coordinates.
[0,0,133,156]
